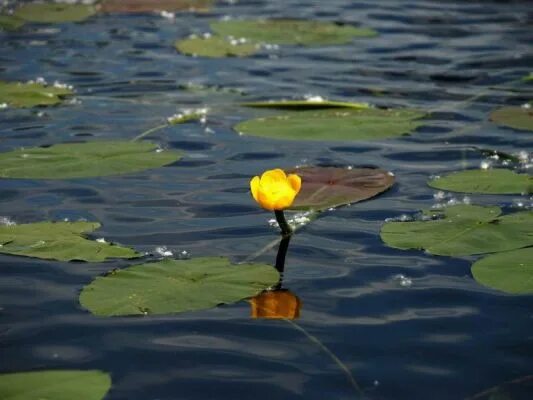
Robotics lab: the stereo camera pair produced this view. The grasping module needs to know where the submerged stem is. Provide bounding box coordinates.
[285,319,365,398]
[131,123,168,142]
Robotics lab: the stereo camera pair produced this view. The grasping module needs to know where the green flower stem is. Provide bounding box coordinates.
[131,123,168,142]
[275,210,292,236]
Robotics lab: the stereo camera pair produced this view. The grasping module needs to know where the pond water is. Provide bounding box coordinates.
[1,0,532,399]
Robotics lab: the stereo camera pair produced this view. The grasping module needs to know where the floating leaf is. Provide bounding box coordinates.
[242,100,370,110]
[0,141,182,179]
[288,167,395,211]
[0,370,111,400]
[428,169,532,194]
[0,81,73,108]
[210,19,377,46]
[13,3,96,23]
[0,15,25,31]
[234,108,426,141]
[380,205,533,256]
[99,0,213,13]
[490,106,533,132]
[471,248,533,294]
[175,36,258,58]
[523,72,533,82]
[0,221,139,262]
[80,257,279,316]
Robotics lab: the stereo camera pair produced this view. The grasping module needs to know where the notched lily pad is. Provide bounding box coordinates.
[288,166,395,211]
[175,36,258,58]
[79,257,280,316]
[0,81,73,108]
[13,3,96,23]
[0,15,25,31]
[0,370,111,400]
[0,221,139,262]
[0,140,182,179]
[234,108,426,141]
[380,204,533,256]
[471,248,533,294]
[99,0,213,13]
[210,19,377,46]
[490,106,533,132]
[428,169,532,194]
[242,100,370,110]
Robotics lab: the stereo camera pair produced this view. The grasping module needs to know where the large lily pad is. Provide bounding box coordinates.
[80,257,279,316]
[0,15,25,31]
[428,169,532,194]
[242,100,370,110]
[175,36,258,58]
[380,205,533,256]
[234,108,426,141]
[0,370,111,400]
[13,3,96,23]
[99,0,213,13]
[489,106,533,132]
[210,19,377,46]
[0,81,73,108]
[0,141,182,179]
[471,248,533,294]
[288,167,395,211]
[0,221,139,262]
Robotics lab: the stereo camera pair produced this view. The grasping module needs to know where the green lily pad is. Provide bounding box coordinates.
[0,221,139,262]
[288,166,395,211]
[0,81,73,108]
[0,140,182,179]
[0,15,25,31]
[210,19,377,46]
[234,108,426,141]
[471,248,533,294]
[0,370,111,400]
[80,257,279,316]
[242,100,370,110]
[13,3,96,23]
[380,205,533,256]
[100,0,213,13]
[428,169,532,194]
[523,72,533,82]
[489,106,533,132]
[175,36,258,58]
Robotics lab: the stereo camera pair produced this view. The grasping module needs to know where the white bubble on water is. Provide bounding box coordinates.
[159,10,175,19]
[155,246,173,257]
[96,238,107,243]
[480,160,491,170]
[0,216,16,226]
[0,103,8,109]
[393,274,413,287]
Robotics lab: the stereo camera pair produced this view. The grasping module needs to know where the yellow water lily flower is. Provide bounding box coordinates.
[250,169,301,211]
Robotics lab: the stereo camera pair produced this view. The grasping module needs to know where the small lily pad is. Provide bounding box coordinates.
[99,0,213,13]
[0,370,111,400]
[428,169,532,194]
[0,221,139,262]
[490,106,533,132]
[242,100,370,110]
[210,19,377,46]
[0,15,25,31]
[234,108,426,141]
[380,204,533,256]
[175,36,258,58]
[471,248,533,294]
[0,81,73,108]
[79,257,279,316]
[13,3,96,23]
[288,167,395,211]
[523,72,533,82]
[0,140,182,179]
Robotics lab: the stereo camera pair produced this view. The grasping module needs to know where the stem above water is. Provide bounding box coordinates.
[275,210,292,236]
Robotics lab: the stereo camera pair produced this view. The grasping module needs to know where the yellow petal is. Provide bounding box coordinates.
[261,168,287,183]
[258,190,275,211]
[250,176,260,202]
[287,174,301,194]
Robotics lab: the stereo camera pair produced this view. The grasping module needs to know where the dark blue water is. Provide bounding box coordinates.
[1,1,532,399]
